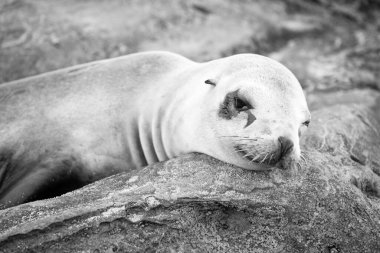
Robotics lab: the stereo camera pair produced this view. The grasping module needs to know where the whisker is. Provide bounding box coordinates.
[268,154,274,164]
[235,147,248,154]
[299,154,309,167]
[251,154,262,163]
[260,153,269,164]
[233,143,277,166]
[245,149,258,156]
[243,154,250,158]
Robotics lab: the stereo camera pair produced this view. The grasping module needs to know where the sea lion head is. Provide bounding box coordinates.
[201,54,310,170]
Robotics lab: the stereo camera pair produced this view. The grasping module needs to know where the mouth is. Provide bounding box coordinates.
[234,145,299,170]
[234,145,280,166]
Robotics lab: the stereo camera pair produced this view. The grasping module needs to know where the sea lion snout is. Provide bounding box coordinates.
[278,136,294,158]
[277,136,300,170]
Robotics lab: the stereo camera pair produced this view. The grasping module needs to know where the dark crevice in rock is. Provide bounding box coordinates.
[0,206,121,247]
[371,161,380,177]
[350,154,365,166]
[326,244,341,253]
[191,4,212,15]
[350,176,380,198]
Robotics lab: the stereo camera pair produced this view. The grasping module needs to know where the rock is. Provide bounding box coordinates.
[1,90,380,252]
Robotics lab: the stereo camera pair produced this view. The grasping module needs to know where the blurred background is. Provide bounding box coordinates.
[1,0,379,100]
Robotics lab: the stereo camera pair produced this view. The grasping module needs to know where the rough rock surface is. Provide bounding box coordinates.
[1,0,380,252]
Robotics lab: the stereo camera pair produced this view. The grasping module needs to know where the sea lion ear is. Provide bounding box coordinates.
[205,79,217,86]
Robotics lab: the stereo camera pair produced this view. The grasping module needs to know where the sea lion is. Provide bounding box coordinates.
[0,51,310,208]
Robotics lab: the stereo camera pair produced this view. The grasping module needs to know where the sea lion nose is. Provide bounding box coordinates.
[278,136,294,157]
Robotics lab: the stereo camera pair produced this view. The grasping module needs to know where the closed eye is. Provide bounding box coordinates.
[299,120,310,137]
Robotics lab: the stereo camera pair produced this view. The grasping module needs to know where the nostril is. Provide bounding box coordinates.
[278,136,294,157]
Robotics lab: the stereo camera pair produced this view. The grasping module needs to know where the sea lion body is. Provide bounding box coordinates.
[0,51,310,207]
